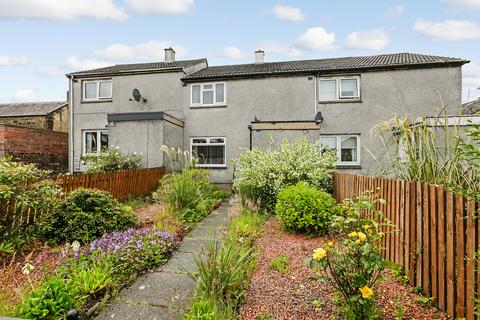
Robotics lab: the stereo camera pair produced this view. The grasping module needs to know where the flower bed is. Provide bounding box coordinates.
[240,218,447,320]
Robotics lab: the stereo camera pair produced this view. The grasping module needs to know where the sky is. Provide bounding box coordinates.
[0,0,479,103]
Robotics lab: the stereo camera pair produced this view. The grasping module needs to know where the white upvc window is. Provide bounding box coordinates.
[83,130,109,155]
[83,79,112,101]
[319,135,360,166]
[191,82,226,107]
[318,76,360,101]
[190,137,226,168]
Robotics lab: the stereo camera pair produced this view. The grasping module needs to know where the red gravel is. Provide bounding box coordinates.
[240,217,447,320]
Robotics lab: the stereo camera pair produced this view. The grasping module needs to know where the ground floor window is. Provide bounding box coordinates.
[319,135,360,165]
[83,130,109,155]
[190,137,226,168]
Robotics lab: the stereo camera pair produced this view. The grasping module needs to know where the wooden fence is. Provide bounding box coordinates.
[53,167,166,201]
[334,172,479,319]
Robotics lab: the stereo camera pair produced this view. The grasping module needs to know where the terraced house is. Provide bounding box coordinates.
[66,49,468,183]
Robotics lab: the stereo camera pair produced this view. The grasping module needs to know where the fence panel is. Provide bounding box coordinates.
[334,172,478,319]
[53,167,165,201]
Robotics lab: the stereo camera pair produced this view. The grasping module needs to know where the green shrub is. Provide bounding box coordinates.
[0,157,62,244]
[41,188,137,244]
[20,276,78,319]
[83,147,143,173]
[275,182,338,235]
[153,169,229,224]
[233,138,336,212]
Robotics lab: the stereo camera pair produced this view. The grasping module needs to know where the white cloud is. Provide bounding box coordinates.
[272,4,305,22]
[295,27,336,51]
[14,89,37,102]
[35,65,64,77]
[65,57,112,70]
[0,0,127,21]
[260,42,302,57]
[463,61,480,86]
[414,19,480,41]
[96,41,187,61]
[222,47,247,60]
[125,0,193,15]
[442,0,480,10]
[383,5,405,17]
[0,55,27,66]
[346,29,389,50]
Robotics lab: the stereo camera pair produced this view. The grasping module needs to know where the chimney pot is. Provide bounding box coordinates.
[165,47,176,62]
[255,50,264,64]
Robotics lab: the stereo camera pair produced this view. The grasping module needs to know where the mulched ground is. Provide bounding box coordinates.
[240,217,447,320]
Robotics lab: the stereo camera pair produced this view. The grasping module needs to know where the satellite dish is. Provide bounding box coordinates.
[314,111,324,123]
[130,88,147,103]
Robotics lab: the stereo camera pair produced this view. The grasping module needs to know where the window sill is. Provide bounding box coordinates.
[196,166,227,170]
[318,99,361,104]
[190,105,227,109]
[81,99,113,104]
[336,165,362,169]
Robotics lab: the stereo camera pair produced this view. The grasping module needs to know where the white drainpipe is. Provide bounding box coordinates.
[68,76,74,173]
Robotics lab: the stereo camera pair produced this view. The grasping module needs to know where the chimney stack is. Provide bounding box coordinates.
[165,47,176,62]
[255,49,264,64]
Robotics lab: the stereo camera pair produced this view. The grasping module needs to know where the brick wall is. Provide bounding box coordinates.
[0,124,68,172]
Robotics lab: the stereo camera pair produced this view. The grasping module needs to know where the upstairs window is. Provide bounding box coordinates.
[319,135,360,166]
[191,137,226,168]
[83,80,112,101]
[191,83,226,107]
[83,130,109,154]
[318,76,360,101]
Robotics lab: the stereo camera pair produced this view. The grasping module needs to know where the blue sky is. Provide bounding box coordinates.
[0,0,479,103]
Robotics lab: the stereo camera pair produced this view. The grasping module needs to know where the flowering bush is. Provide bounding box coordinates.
[233,138,336,212]
[83,147,143,174]
[275,182,338,235]
[306,191,387,319]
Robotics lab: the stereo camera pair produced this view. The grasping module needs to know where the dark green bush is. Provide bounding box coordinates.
[275,182,338,235]
[42,188,137,244]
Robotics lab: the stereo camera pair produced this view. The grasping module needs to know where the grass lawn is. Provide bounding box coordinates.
[240,217,447,320]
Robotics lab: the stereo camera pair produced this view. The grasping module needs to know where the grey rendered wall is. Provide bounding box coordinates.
[109,120,164,168]
[72,64,462,183]
[185,66,461,182]
[162,120,184,170]
[71,71,188,171]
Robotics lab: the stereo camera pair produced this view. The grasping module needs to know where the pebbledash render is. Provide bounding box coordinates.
[66,48,468,184]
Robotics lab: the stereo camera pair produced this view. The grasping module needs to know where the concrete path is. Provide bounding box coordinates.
[95,201,231,320]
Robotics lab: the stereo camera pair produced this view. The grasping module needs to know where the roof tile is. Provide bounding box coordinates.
[0,101,67,117]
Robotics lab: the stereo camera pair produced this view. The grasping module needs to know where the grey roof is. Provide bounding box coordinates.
[461,99,480,115]
[0,101,67,117]
[183,53,468,81]
[67,59,207,77]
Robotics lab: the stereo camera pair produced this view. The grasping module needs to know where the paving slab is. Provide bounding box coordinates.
[95,200,231,320]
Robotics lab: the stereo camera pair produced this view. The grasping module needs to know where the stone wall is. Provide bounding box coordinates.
[0,105,69,133]
[0,125,68,172]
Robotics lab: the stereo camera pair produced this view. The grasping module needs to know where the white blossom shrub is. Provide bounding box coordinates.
[233,138,337,212]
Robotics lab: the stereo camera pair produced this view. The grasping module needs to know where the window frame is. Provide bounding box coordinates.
[190,136,227,168]
[82,79,113,101]
[82,130,109,156]
[318,76,360,102]
[190,82,227,107]
[319,134,361,166]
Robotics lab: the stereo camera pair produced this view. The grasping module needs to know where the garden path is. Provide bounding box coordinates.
[95,201,231,320]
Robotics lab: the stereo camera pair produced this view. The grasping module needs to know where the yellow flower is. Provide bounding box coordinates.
[360,285,374,299]
[327,241,334,248]
[348,231,358,238]
[363,224,370,230]
[357,232,367,242]
[355,239,361,245]
[378,232,384,238]
[313,248,327,261]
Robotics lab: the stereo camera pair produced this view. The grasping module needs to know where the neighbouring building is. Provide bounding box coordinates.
[0,101,69,133]
[0,101,69,172]
[67,49,468,183]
